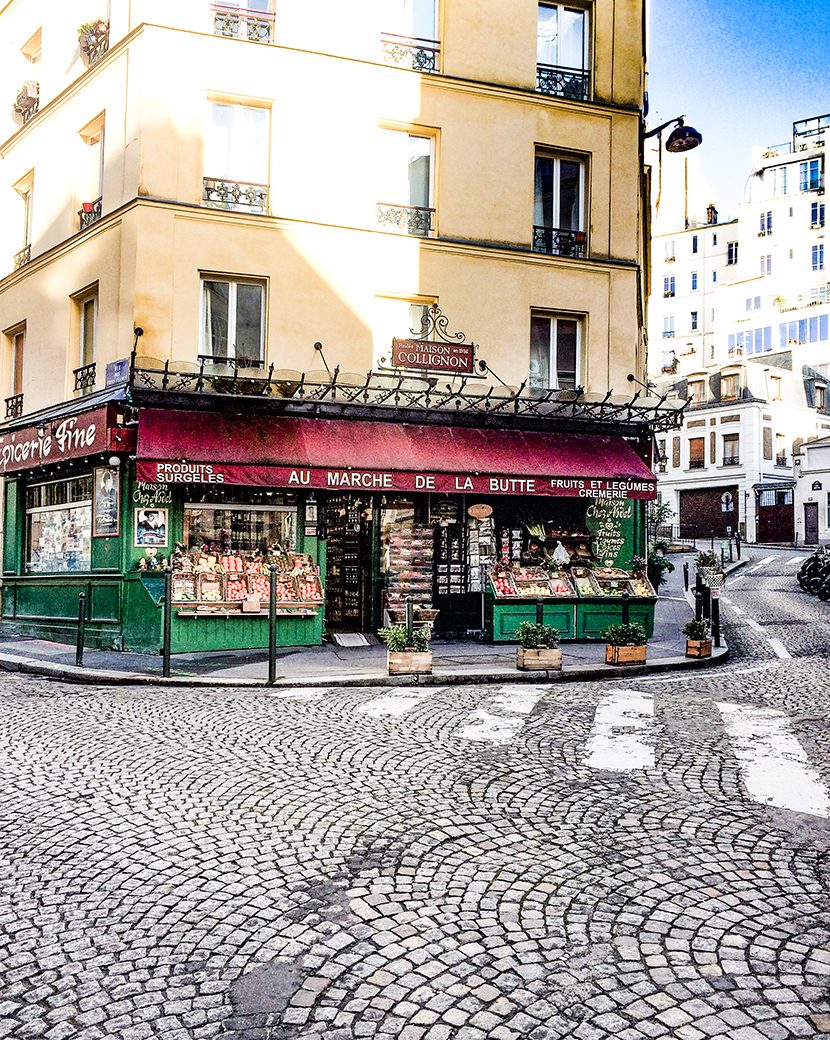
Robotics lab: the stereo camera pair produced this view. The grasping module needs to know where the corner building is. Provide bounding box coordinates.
[0,0,681,652]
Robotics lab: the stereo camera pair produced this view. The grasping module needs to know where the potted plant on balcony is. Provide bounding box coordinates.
[78,18,109,64]
[603,622,647,665]
[683,618,712,658]
[378,623,433,675]
[515,621,562,671]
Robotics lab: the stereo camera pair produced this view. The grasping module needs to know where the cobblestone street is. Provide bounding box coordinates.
[1,550,829,1040]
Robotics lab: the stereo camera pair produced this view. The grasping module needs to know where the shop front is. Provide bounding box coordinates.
[135,409,658,649]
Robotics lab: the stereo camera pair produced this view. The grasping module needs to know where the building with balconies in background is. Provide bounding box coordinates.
[0,0,682,653]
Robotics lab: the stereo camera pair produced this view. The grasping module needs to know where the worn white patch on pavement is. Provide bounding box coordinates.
[584,689,655,771]
[746,618,765,634]
[266,688,329,701]
[766,638,791,660]
[457,685,549,744]
[784,555,807,567]
[357,687,437,717]
[717,703,830,817]
[745,555,777,574]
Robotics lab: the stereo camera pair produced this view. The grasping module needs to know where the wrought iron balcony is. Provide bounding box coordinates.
[689,459,705,469]
[380,33,439,72]
[13,245,31,270]
[74,362,96,394]
[536,63,589,101]
[532,226,586,257]
[722,457,741,466]
[4,394,23,419]
[212,4,274,43]
[377,203,434,236]
[775,454,789,466]
[78,196,102,230]
[203,177,269,214]
[198,354,265,370]
[13,81,39,125]
[663,290,675,297]
[79,19,109,66]
[662,331,675,339]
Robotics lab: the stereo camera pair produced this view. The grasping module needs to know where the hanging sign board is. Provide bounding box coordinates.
[812,481,823,491]
[391,338,475,374]
[468,503,494,519]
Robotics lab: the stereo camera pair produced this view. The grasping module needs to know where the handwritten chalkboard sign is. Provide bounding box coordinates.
[585,499,634,568]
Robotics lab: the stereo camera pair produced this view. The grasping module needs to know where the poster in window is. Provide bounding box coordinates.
[135,507,168,547]
[93,466,120,537]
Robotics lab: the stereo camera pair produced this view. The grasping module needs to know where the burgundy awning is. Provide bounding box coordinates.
[136,410,656,499]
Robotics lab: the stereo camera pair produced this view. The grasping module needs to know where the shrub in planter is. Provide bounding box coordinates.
[515,621,562,671]
[683,618,712,658]
[603,622,647,665]
[378,623,433,674]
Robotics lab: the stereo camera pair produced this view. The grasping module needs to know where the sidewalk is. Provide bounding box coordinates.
[0,555,746,688]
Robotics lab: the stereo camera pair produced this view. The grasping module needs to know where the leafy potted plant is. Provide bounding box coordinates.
[515,621,562,671]
[78,18,110,65]
[603,622,647,665]
[695,550,722,587]
[378,623,433,675]
[683,618,712,658]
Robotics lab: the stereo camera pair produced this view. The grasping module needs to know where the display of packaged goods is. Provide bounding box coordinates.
[171,574,197,602]
[198,576,223,602]
[571,567,602,597]
[596,577,633,597]
[593,567,629,578]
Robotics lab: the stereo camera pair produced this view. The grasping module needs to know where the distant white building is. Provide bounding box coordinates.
[648,114,830,543]
[794,437,830,545]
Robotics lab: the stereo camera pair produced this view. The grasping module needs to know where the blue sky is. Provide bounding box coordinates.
[648,0,830,217]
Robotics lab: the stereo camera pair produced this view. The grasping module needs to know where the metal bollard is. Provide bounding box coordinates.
[712,593,721,648]
[683,561,689,591]
[76,591,87,667]
[735,532,741,560]
[406,595,414,647]
[268,564,278,685]
[622,591,630,626]
[536,599,544,625]
[694,575,703,622]
[161,567,172,678]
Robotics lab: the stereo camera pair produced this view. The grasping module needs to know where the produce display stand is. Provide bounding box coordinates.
[485,564,656,643]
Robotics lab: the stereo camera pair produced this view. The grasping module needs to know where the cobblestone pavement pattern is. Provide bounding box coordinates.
[1,549,829,1040]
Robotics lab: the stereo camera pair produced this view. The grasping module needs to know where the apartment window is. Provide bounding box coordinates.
[691,271,698,291]
[691,234,698,254]
[772,166,788,197]
[532,153,585,256]
[529,313,580,391]
[536,4,589,100]
[381,0,439,71]
[212,0,275,44]
[12,171,34,269]
[721,373,738,400]
[78,114,105,229]
[377,130,434,236]
[816,384,827,411]
[769,375,782,401]
[665,240,675,261]
[690,311,698,331]
[712,233,717,245]
[373,294,435,367]
[663,276,675,297]
[800,158,822,192]
[712,271,717,283]
[760,254,772,277]
[26,475,93,574]
[203,102,270,214]
[775,432,787,465]
[726,241,738,265]
[687,380,704,406]
[722,433,740,465]
[759,211,772,236]
[812,244,825,271]
[662,316,675,339]
[811,201,825,228]
[689,437,705,469]
[201,277,265,365]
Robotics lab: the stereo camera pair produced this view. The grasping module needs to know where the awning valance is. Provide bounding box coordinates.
[136,410,656,500]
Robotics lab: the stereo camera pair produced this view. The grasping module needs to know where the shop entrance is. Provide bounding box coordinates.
[323,496,374,631]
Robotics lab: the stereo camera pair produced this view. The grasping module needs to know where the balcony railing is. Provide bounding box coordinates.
[13,81,39,125]
[377,203,434,236]
[722,457,741,466]
[4,394,24,419]
[203,177,269,214]
[532,226,586,257]
[689,459,705,469]
[74,362,96,394]
[79,19,109,66]
[380,33,439,72]
[662,330,675,339]
[663,290,675,297]
[535,63,589,101]
[775,454,789,467]
[212,4,274,43]
[13,245,31,270]
[78,196,102,230]
[197,354,265,370]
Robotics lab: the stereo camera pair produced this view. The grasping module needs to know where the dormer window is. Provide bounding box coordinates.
[816,383,827,411]
[688,380,705,406]
[721,373,739,400]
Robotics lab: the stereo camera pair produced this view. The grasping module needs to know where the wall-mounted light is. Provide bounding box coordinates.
[643,115,703,153]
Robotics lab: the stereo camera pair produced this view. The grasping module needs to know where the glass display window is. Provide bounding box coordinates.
[183,502,296,553]
[26,475,93,573]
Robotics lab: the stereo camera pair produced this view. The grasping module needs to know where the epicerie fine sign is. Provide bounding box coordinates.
[0,413,107,474]
[391,338,475,374]
[143,461,656,499]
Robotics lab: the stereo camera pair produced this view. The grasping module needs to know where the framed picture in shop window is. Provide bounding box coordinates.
[92,466,120,537]
[135,507,169,547]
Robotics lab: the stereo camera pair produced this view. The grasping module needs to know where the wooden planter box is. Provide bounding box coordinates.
[605,644,647,665]
[387,650,432,675]
[686,638,712,658]
[517,647,563,671]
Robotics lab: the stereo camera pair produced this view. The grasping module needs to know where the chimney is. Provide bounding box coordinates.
[706,203,718,225]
